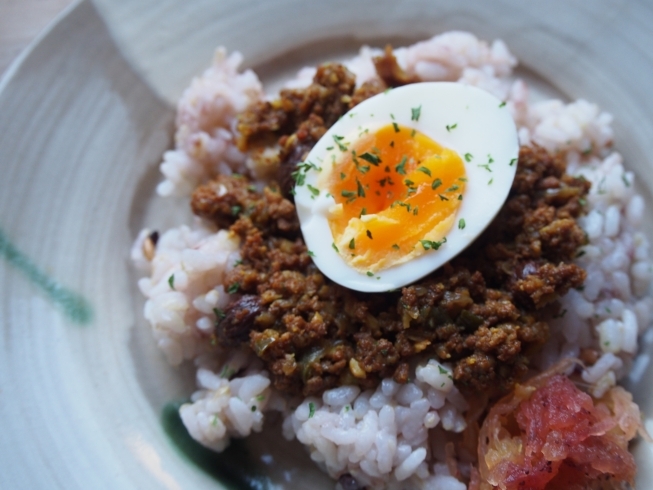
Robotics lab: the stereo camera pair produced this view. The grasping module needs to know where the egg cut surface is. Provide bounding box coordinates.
[293,82,519,292]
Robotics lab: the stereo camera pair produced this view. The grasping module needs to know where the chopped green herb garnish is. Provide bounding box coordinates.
[349,238,355,250]
[411,105,422,121]
[366,271,374,277]
[446,123,458,132]
[298,161,321,172]
[356,179,366,198]
[431,178,442,190]
[333,134,348,151]
[499,101,507,108]
[340,172,346,180]
[446,185,459,192]
[227,283,239,294]
[420,237,447,250]
[404,179,415,187]
[332,242,339,253]
[168,274,175,290]
[410,129,416,138]
[478,164,492,172]
[307,184,320,197]
[392,244,400,250]
[213,308,226,320]
[220,365,235,379]
[509,158,517,166]
[458,218,466,229]
[392,122,400,133]
[418,166,432,177]
[438,365,448,375]
[291,167,310,179]
[308,250,315,257]
[458,177,468,182]
[359,152,381,165]
[395,156,407,175]
[234,259,243,266]
[488,178,494,185]
[341,190,356,198]
[360,208,367,217]
[413,207,419,215]
[231,205,242,216]
[308,402,316,418]
[438,194,449,201]
[366,230,373,240]
[326,146,334,151]
[391,200,412,212]
[458,195,463,200]
[464,153,473,162]
[622,174,631,187]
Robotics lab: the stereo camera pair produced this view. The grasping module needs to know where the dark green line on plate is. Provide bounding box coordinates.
[161,401,275,490]
[0,227,92,324]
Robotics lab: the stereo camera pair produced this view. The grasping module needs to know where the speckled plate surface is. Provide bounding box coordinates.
[1,1,653,488]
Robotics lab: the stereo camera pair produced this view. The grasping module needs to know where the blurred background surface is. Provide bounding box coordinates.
[0,0,76,76]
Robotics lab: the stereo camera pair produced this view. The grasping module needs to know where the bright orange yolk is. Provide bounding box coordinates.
[325,123,466,272]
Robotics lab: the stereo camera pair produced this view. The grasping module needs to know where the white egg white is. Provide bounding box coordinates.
[293,82,519,292]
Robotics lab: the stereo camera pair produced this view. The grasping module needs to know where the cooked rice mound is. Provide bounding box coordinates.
[156,49,263,197]
[133,32,652,489]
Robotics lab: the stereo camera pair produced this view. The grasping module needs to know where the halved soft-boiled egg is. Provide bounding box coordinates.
[293,82,519,292]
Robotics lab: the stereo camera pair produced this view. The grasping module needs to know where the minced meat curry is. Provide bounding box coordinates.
[191,56,590,398]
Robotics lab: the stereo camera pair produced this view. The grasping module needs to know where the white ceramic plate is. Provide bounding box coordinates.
[2,1,653,488]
